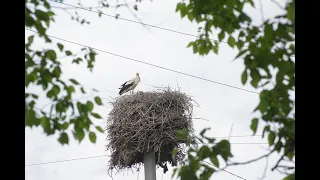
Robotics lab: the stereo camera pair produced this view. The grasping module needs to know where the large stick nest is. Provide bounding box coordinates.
[106,89,194,171]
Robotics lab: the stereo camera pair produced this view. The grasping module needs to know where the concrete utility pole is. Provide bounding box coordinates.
[144,151,156,180]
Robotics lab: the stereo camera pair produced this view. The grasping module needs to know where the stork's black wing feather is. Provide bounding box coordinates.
[119,82,134,95]
[119,81,128,89]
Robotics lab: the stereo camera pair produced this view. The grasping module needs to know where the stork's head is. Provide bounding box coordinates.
[136,72,139,77]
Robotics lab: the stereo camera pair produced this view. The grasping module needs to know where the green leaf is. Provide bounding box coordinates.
[66,86,75,95]
[172,168,178,179]
[200,128,210,137]
[94,96,103,105]
[247,0,255,7]
[241,69,248,85]
[218,32,225,42]
[176,3,188,18]
[193,44,198,53]
[89,132,97,143]
[31,94,38,99]
[187,42,194,48]
[187,13,194,21]
[25,16,35,27]
[57,43,64,51]
[65,50,73,56]
[34,21,46,35]
[204,137,215,144]
[283,174,295,180]
[210,155,219,167]
[62,122,69,130]
[227,36,236,48]
[53,66,61,78]
[268,131,276,146]
[216,140,232,161]
[258,99,268,113]
[44,1,51,9]
[81,87,86,94]
[250,69,260,88]
[40,117,50,132]
[250,118,258,135]
[69,79,79,85]
[264,23,273,42]
[133,5,138,11]
[212,45,218,54]
[235,49,248,60]
[86,101,94,112]
[91,112,102,119]
[175,3,182,12]
[47,11,55,17]
[287,4,295,21]
[75,128,85,142]
[95,126,104,133]
[176,128,188,141]
[51,85,60,96]
[197,146,211,160]
[172,148,179,163]
[28,35,34,44]
[58,132,69,145]
[262,125,270,138]
[287,151,294,160]
[179,166,197,180]
[25,109,40,127]
[46,50,57,61]
[35,10,50,21]
[274,140,283,152]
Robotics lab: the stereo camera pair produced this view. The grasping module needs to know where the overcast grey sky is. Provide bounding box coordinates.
[25,0,293,179]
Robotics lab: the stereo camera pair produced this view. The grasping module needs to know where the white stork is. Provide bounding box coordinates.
[119,73,140,95]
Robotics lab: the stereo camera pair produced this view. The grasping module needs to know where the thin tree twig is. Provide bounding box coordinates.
[277,165,295,170]
[224,149,276,168]
[275,169,290,175]
[259,0,265,23]
[123,0,152,32]
[271,0,285,9]
[258,157,268,180]
[51,3,130,10]
[228,124,234,141]
[271,154,285,171]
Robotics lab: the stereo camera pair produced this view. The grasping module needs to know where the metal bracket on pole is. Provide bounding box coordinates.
[144,151,156,180]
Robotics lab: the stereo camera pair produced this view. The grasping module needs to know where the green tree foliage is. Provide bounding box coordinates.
[172,128,234,180]
[26,0,294,179]
[25,0,105,145]
[174,0,295,179]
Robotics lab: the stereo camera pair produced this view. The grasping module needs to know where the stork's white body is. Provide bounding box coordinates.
[119,73,140,95]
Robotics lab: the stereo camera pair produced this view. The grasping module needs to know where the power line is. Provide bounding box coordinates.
[212,135,263,138]
[25,154,248,179]
[25,154,108,167]
[25,141,266,167]
[50,1,222,43]
[25,28,259,94]
[202,161,247,180]
[50,0,296,60]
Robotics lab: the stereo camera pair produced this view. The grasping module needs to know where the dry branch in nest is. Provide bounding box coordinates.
[106,89,194,172]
